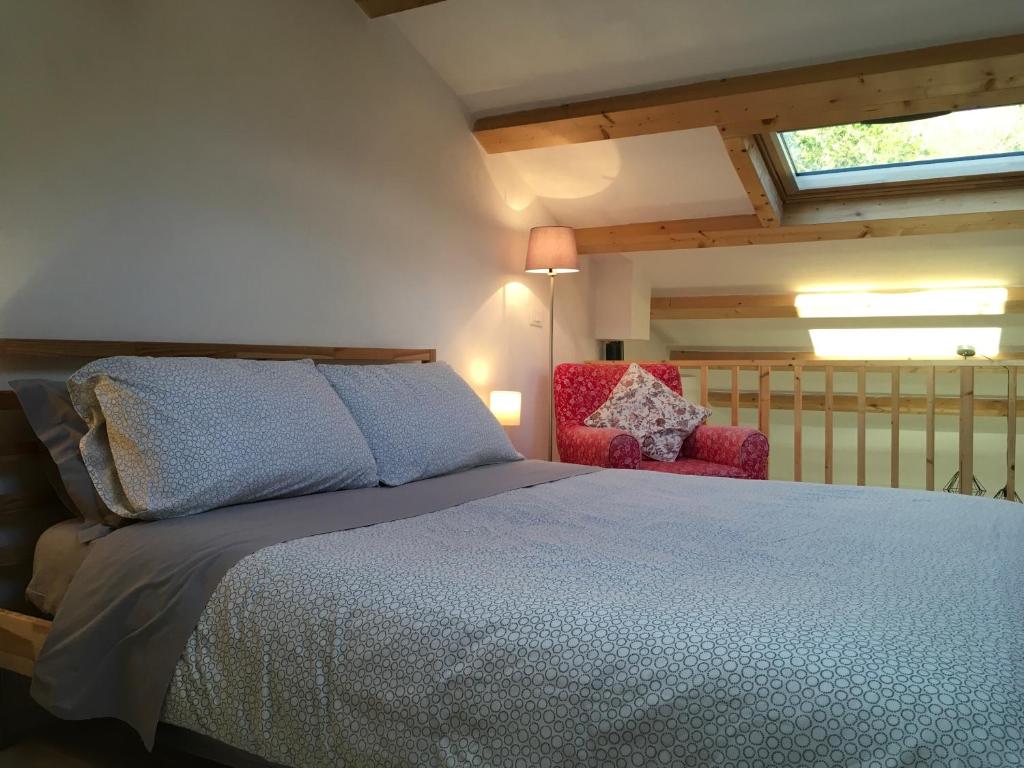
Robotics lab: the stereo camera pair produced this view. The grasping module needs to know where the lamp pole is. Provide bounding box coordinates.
[523,226,578,464]
[548,269,555,461]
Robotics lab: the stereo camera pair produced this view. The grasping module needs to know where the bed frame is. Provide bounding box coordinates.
[0,338,435,750]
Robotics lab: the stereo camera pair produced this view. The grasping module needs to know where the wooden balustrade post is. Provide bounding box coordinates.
[959,367,975,495]
[793,365,802,482]
[759,366,771,476]
[925,366,936,491]
[730,366,740,426]
[824,367,834,484]
[1008,367,1017,501]
[856,366,866,486]
[891,368,901,489]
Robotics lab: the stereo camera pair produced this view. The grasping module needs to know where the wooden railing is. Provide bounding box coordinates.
[604,359,1023,497]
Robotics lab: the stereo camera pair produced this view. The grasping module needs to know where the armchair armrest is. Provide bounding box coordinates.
[680,425,769,479]
[556,424,641,469]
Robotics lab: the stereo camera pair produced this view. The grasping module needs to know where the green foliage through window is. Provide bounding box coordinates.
[781,105,1024,174]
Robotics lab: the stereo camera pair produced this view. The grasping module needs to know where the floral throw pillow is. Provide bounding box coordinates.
[583,364,711,461]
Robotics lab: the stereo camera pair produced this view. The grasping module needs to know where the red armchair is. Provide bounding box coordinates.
[554,363,769,479]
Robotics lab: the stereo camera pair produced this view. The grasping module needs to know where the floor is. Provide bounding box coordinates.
[1,720,220,768]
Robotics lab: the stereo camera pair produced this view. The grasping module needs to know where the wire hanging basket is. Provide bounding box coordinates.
[942,471,986,497]
[993,485,1023,503]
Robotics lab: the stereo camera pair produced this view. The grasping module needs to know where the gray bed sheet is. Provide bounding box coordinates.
[26,519,92,616]
[30,459,594,748]
[163,471,1023,768]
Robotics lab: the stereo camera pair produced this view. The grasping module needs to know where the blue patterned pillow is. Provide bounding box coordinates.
[318,362,522,486]
[69,357,378,521]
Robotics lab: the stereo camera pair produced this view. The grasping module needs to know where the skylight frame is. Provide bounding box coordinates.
[757,120,1024,203]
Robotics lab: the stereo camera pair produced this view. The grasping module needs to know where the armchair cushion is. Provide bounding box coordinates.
[681,424,769,479]
[557,425,641,470]
[639,458,750,479]
[583,363,709,461]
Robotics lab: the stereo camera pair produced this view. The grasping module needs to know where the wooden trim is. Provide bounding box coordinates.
[960,367,975,495]
[856,367,866,487]
[758,366,771,476]
[704,390,1014,418]
[576,205,1024,254]
[653,287,1024,321]
[792,366,802,482]
[891,368,901,489]
[1008,368,1018,501]
[730,366,740,426]
[473,35,1024,153]
[353,0,444,17]
[784,188,1024,226]
[0,609,51,677]
[667,354,1024,369]
[824,367,834,484]
[758,132,802,199]
[653,294,797,320]
[0,339,436,364]
[723,137,783,227]
[576,215,762,254]
[758,366,771,438]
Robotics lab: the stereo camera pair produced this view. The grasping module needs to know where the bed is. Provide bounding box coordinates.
[1,338,1022,768]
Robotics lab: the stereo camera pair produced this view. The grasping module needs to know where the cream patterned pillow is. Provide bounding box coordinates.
[584,363,710,462]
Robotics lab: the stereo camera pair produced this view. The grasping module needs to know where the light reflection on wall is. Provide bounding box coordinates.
[483,140,622,212]
[467,358,491,388]
[502,280,530,308]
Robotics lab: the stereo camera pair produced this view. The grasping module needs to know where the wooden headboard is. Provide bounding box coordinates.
[0,338,436,614]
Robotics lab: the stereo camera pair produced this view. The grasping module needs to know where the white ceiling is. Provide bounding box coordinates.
[391,0,1024,303]
[395,0,1024,115]
[483,128,753,228]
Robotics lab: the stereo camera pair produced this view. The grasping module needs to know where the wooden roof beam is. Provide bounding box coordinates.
[473,34,1024,153]
[723,136,783,227]
[575,188,1024,253]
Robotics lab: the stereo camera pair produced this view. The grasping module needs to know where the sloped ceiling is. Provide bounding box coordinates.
[391,0,1024,350]
[392,0,1024,229]
[483,128,753,227]
[395,0,1024,115]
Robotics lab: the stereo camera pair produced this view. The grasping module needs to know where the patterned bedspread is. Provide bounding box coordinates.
[163,470,1024,767]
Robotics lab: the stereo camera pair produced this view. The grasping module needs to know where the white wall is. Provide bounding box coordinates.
[0,0,596,458]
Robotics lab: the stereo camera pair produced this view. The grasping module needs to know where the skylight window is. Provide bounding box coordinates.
[772,105,1024,192]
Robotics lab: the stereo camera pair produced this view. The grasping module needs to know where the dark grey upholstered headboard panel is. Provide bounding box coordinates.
[0,338,436,614]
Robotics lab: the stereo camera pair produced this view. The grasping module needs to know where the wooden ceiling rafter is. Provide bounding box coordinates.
[723,136,783,227]
[574,187,1024,253]
[472,34,1024,153]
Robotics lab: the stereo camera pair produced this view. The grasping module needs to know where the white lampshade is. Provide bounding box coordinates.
[489,390,522,426]
[524,226,579,274]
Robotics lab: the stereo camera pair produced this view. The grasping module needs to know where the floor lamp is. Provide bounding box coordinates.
[524,226,579,461]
